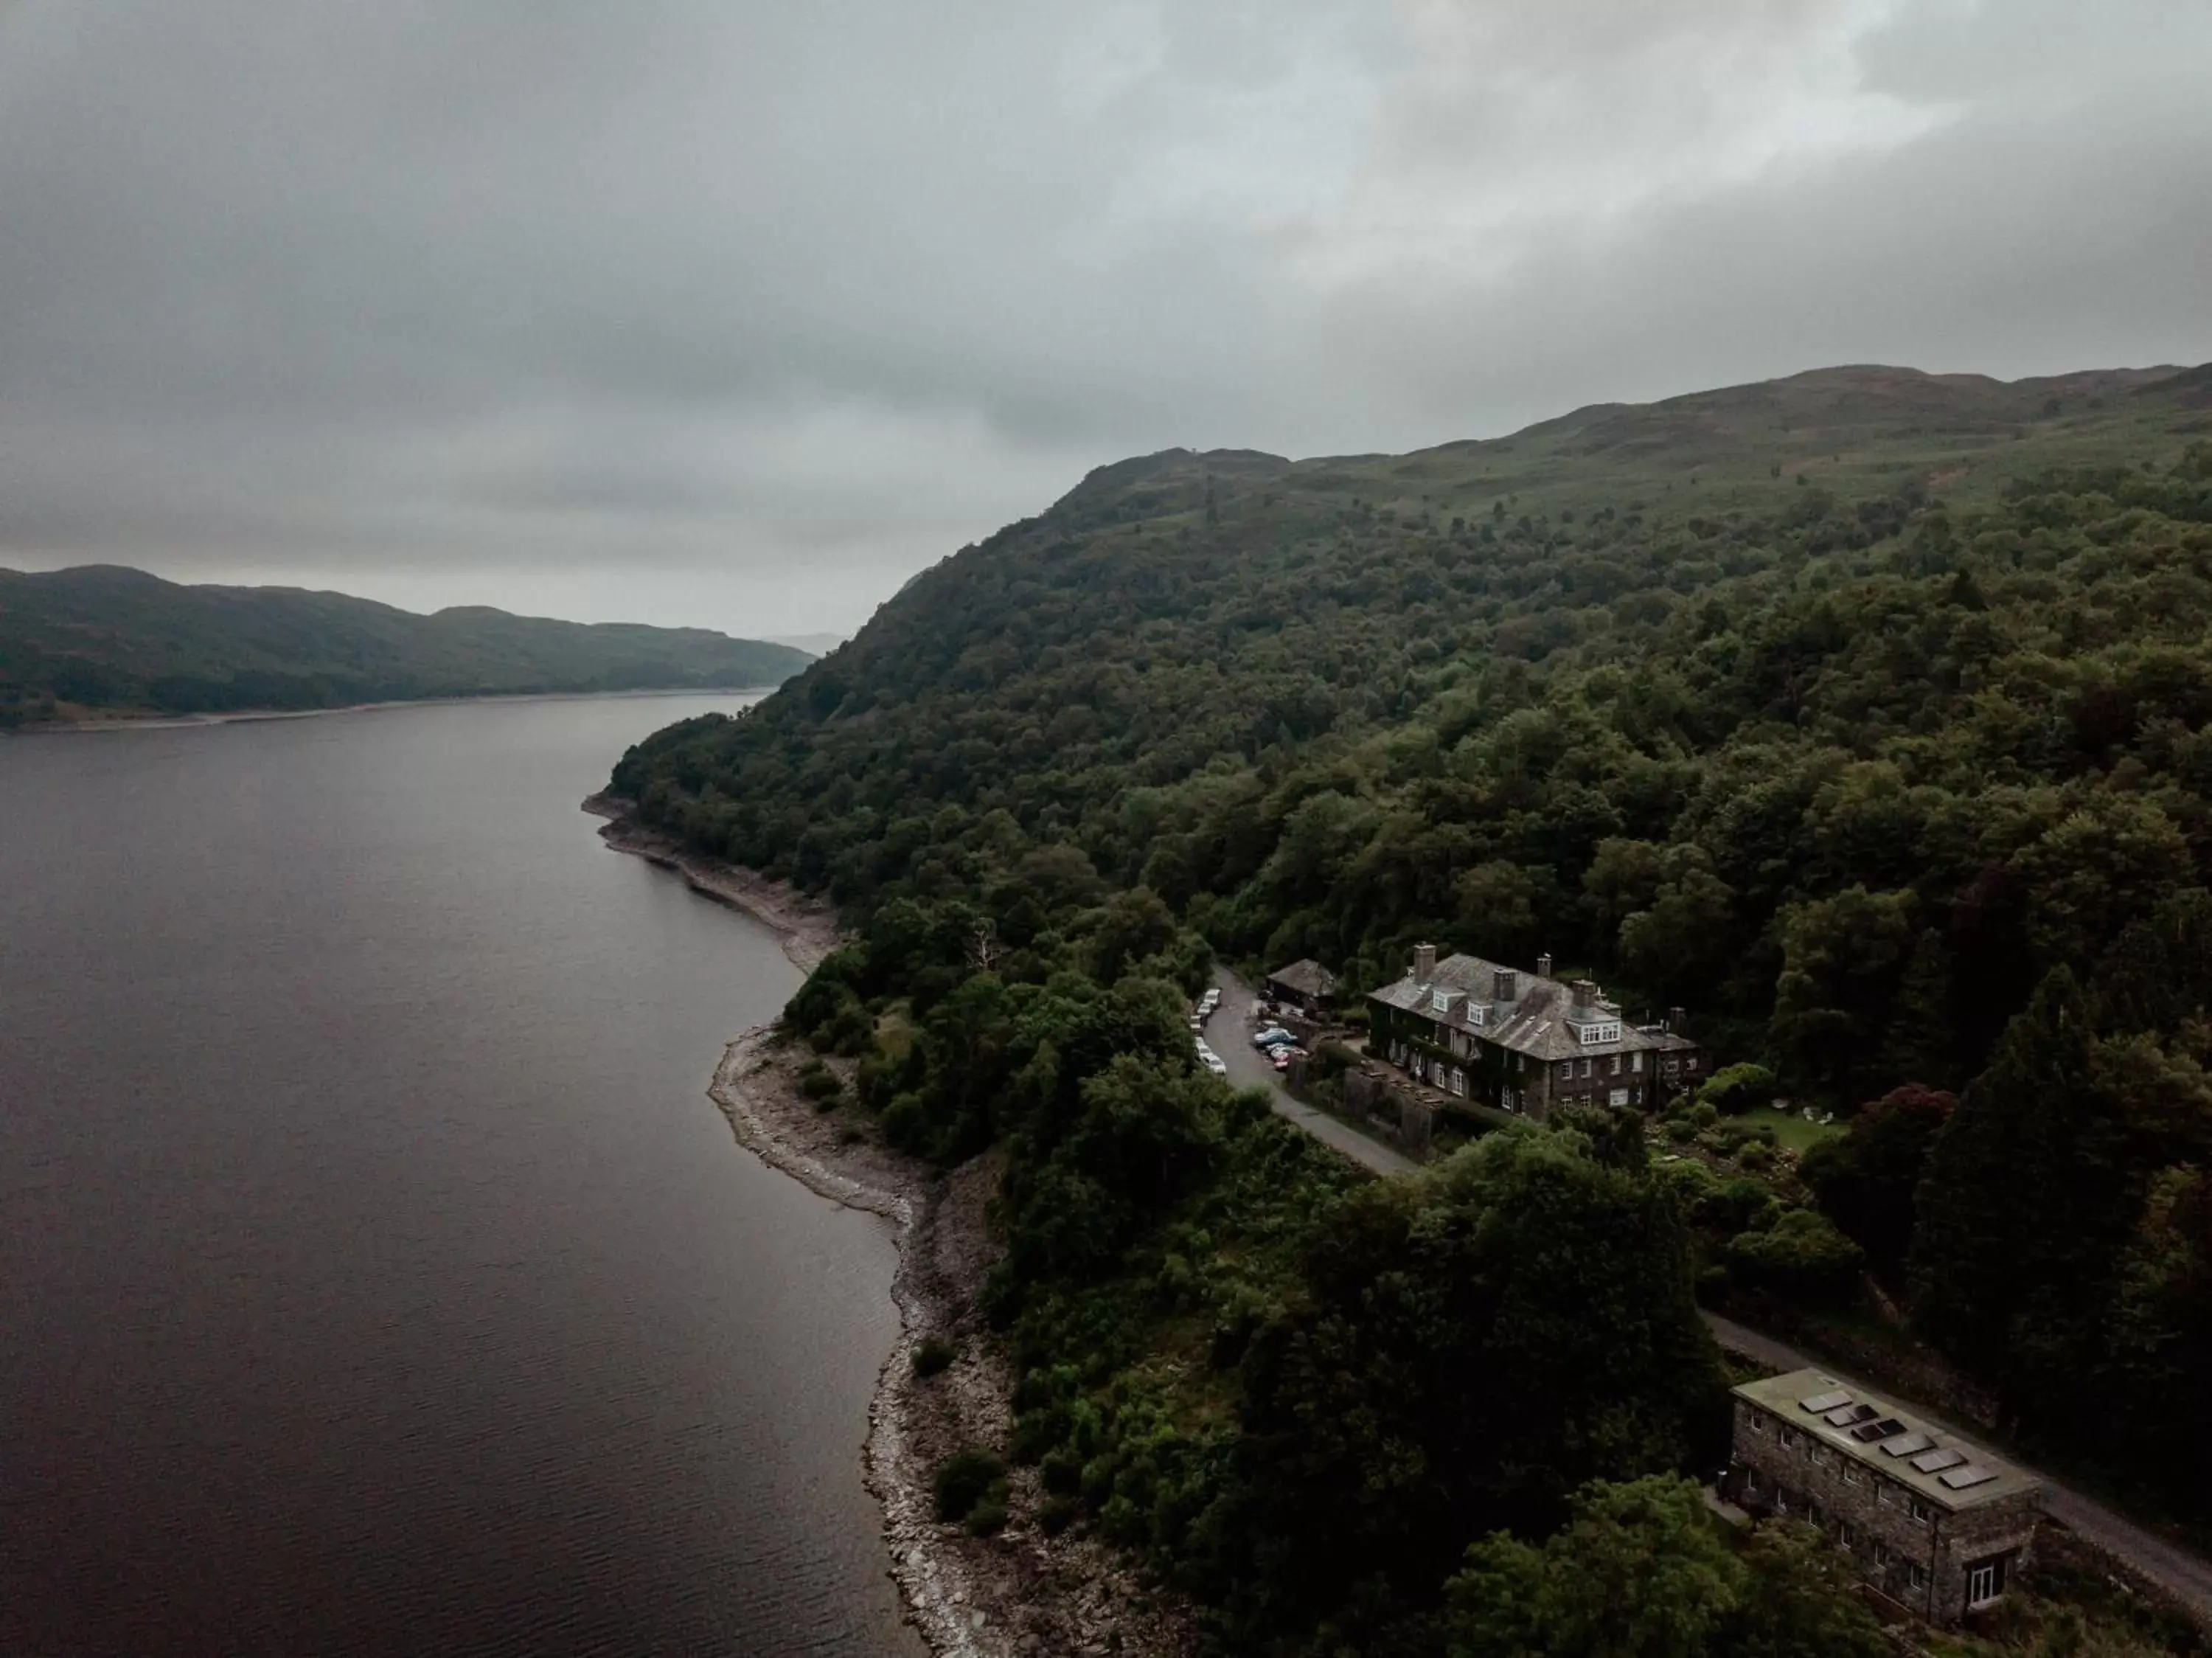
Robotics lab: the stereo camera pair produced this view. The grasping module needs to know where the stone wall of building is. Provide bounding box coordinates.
[1338,1064,1438,1156]
[1725,1399,2039,1625]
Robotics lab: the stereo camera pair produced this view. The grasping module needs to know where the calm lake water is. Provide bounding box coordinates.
[0,696,922,1658]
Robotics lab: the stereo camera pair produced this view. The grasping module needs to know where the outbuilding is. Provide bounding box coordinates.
[1725,1367,2041,1625]
[1265,958,1338,1017]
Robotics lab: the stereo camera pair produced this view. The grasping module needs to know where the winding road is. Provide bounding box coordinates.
[1206,967,2212,1629]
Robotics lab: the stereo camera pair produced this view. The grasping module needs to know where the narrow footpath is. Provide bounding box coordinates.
[1208,968,2212,1628]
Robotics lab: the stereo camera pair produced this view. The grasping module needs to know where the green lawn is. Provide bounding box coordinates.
[1738,1106,1843,1155]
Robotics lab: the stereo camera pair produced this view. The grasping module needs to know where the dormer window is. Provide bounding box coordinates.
[1430,987,1453,1014]
[1577,1021,1621,1044]
[1467,1005,1486,1027]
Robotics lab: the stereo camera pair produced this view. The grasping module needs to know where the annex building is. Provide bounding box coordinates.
[1366,945,1700,1117]
[1264,957,1338,1018]
[1726,1368,2042,1625]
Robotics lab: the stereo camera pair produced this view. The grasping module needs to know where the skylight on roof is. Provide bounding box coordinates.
[1911,1448,1968,1474]
[1880,1432,1933,1457]
[1799,1390,1851,1414]
[1939,1466,2000,1491]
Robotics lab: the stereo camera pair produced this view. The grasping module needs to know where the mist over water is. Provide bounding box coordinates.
[0,696,922,1657]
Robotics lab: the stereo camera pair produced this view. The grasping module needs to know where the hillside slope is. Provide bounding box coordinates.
[0,566,813,723]
[616,364,2212,1045]
[613,360,2212,1542]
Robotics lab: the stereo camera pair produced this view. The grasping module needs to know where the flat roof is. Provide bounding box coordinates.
[1733,1368,2040,1513]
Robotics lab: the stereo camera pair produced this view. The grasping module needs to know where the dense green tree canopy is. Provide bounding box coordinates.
[1443,1477,1890,1658]
[616,365,2212,1645]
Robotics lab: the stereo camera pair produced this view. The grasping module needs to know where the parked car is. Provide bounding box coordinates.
[1272,1045,1307,1072]
[1251,1026,1293,1050]
[1198,988,1220,1013]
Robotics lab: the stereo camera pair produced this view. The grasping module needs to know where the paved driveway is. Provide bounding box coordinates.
[1206,966,1416,1179]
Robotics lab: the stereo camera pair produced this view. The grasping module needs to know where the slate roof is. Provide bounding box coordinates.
[1267,959,1338,999]
[1735,1369,2039,1513]
[1368,949,1693,1064]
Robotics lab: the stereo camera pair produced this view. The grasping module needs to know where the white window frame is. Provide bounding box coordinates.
[1578,1021,1621,1044]
[1966,1558,2006,1608]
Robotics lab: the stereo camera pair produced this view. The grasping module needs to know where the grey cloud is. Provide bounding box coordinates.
[0,1,2206,634]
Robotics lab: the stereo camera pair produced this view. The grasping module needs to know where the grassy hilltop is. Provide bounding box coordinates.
[0,565,813,724]
[613,361,2212,1655]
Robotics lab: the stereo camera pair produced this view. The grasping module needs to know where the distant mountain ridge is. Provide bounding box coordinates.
[0,565,814,725]
[1051,361,2202,519]
[765,631,849,656]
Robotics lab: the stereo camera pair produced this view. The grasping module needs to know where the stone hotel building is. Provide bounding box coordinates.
[1366,945,1701,1117]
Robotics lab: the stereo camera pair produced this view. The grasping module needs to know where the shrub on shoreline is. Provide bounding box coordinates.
[912,1336,956,1378]
[932,1448,1006,1524]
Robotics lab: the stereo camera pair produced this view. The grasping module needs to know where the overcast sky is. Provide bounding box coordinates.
[2,1,2208,637]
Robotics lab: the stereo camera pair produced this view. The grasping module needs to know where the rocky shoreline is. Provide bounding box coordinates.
[582,794,844,974]
[587,799,1196,1658]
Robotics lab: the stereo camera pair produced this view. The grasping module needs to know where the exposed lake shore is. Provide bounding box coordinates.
[582,794,843,974]
[586,798,1195,1658]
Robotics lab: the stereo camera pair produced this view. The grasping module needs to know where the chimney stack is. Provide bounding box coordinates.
[1669,1006,1686,1034]
[1413,943,1437,984]
[1537,951,1554,978]
[1493,968,1517,1003]
[1572,979,1596,1009]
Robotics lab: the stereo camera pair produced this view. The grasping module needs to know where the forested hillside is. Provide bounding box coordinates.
[613,363,2212,1654]
[0,564,812,724]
